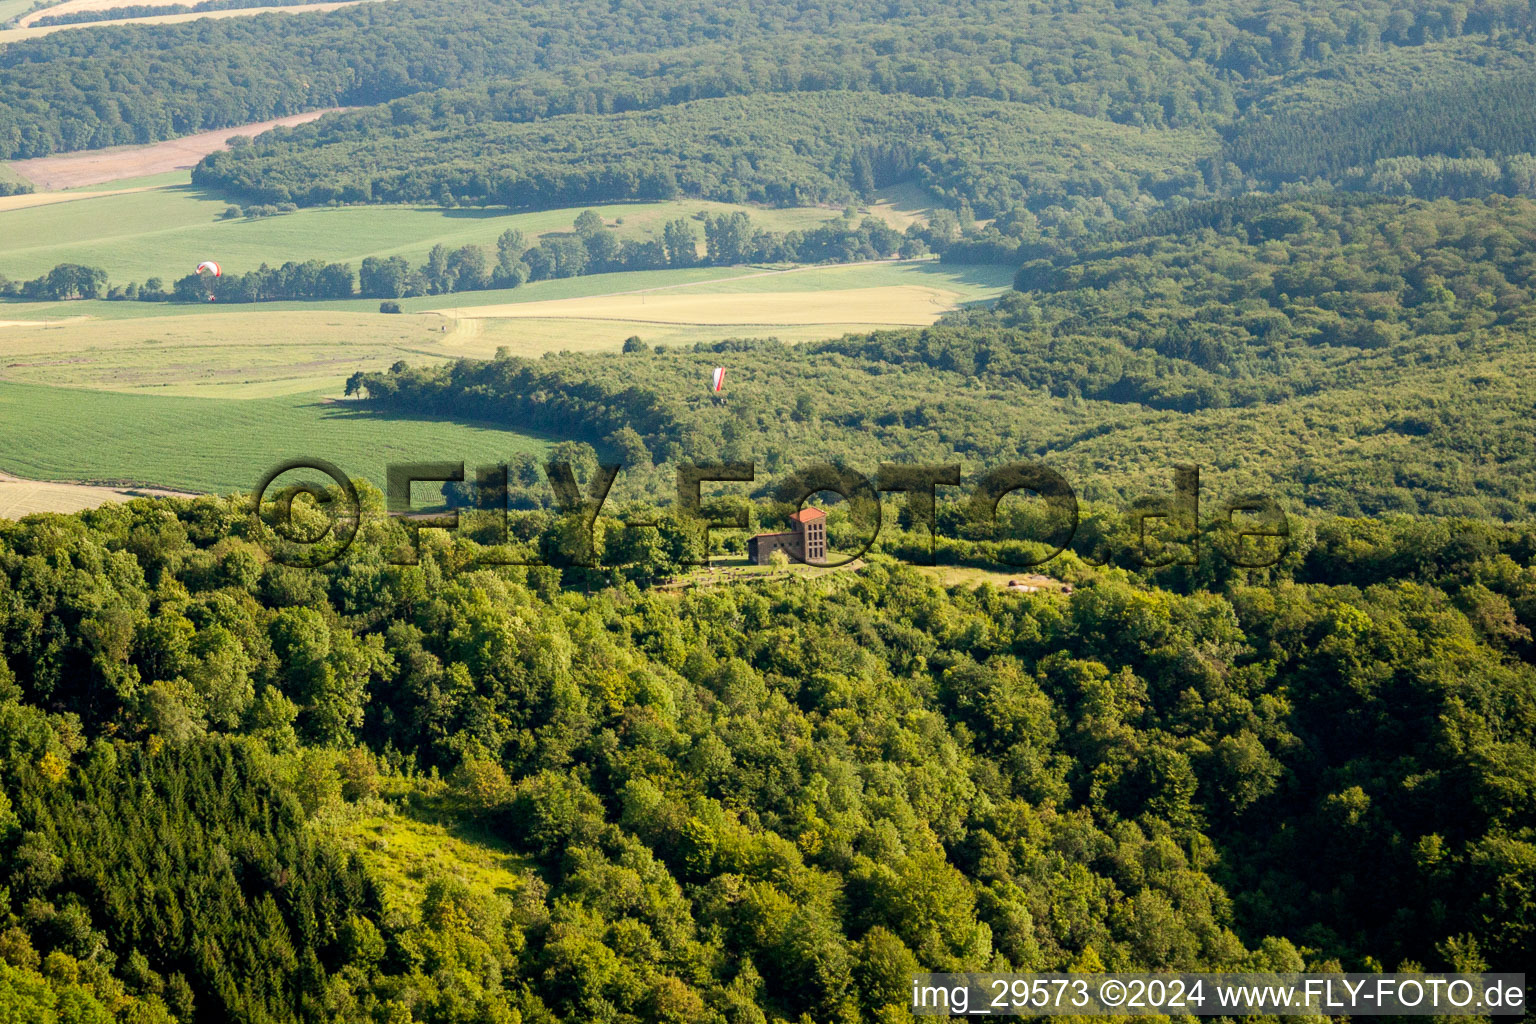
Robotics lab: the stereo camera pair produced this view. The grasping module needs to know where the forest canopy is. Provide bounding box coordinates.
[1,487,1534,1022]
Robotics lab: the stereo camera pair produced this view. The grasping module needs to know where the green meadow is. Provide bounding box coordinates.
[0,170,998,493]
[0,176,856,283]
[0,380,550,493]
[0,0,35,24]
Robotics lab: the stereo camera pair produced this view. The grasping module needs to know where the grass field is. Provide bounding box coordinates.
[0,262,1013,395]
[0,183,175,213]
[0,183,869,283]
[0,380,551,493]
[0,170,993,494]
[0,309,463,395]
[0,0,46,23]
[0,257,1008,496]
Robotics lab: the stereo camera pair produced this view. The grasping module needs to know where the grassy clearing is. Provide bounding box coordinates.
[661,555,864,588]
[912,564,1072,591]
[0,380,551,493]
[323,793,531,916]
[864,182,935,230]
[0,187,864,283]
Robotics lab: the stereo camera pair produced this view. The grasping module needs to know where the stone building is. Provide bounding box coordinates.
[747,506,827,564]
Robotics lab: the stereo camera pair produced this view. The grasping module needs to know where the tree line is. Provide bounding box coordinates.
[1,210,919,307]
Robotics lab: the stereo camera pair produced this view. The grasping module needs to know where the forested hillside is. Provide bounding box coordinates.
[1,492,1533,1021]
[1226,67,1536,183]
[173,9,1536,223]
[2,0,1533,168]
[193,93,1211,221]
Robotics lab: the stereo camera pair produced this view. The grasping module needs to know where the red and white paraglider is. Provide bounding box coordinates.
[710,367,726,393]
[196,260,221,302]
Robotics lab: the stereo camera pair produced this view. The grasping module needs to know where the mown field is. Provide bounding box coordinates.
[0,472,184,517]
[0,262,1013,389]
[425,260,1015,351]
[6,112,339,189]
[0,308,465,395]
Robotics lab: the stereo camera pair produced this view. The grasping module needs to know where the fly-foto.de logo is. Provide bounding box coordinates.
[250,459,1289,570]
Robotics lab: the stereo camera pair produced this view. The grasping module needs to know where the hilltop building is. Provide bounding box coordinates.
[747,506,827,565]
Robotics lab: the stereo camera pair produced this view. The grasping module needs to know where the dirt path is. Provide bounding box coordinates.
[6,109,346,190]
[0,0,375,41]
[0,315,90,327]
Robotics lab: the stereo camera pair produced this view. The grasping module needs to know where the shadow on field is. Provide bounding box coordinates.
[311,397,543,436]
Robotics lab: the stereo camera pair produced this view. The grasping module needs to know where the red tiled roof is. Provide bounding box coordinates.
[789,506,826,523]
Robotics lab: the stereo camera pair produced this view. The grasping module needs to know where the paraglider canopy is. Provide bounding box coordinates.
[710,367,726,393]
[196,260,222,277]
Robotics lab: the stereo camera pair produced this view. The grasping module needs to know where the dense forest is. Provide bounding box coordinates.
[0,0,1533,179]
[1225,67,1536,183]
[1,483,1533,1021]
[178,27,1536,226]
[193,92,1212,223]
[0,0,1507,151]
